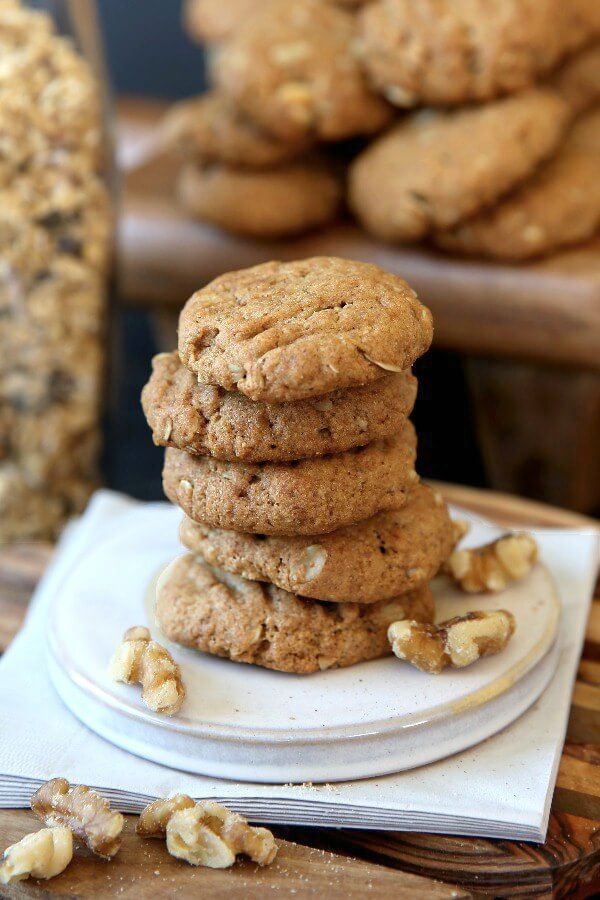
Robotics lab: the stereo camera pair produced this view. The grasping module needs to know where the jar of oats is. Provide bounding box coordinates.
[0,0,114,542]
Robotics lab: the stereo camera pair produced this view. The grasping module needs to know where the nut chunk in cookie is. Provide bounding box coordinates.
[178,257,432,403]
[212,0,392,141]
[389,610,516,674]
[446,533,538,593]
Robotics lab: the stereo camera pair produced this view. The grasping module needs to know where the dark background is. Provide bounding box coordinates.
[98,0,485,501]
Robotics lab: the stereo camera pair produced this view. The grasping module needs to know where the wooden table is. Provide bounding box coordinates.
[1,484,599,898]
[116,98,600,514]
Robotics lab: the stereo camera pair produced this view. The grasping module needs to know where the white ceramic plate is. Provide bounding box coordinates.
[47,505,561,783]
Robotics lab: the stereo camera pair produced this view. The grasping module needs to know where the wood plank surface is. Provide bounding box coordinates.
[117,98,600,372]
[0,811,465,900]
[0,484,598,897]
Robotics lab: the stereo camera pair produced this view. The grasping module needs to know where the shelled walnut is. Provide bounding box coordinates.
[0,827,73,884]
[31,778,123,859]
[446,533,538,592]
[388,610,516,674]
[137,796,278,868]
[109,626,185,716]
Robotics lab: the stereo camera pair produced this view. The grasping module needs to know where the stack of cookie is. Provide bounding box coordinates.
[169,0,600,260]
[142,256,456,674]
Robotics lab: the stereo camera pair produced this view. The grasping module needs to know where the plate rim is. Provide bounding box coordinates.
[47,518,562,746]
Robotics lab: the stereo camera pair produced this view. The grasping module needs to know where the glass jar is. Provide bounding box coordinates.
[0,0,114,542]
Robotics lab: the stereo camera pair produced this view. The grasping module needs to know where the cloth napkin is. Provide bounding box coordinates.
[0,491,597,842]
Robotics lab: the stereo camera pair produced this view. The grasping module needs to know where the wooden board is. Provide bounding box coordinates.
[117,98,600,372]
[0,484,598,897]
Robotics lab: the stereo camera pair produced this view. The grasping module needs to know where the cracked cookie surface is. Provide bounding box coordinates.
[349,88,570,242]
[156,555,434,674]
[180,483,454,602]
[142,351,417,462]
[178,257,432,402]
[163,422,417,535]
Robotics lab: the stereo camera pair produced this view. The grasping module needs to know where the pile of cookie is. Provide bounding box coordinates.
[142,256,460,674]
[0,0,112,541]
[164,0,600,261]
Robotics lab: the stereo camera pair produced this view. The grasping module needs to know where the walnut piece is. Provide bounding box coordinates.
[0,827,73,884]
[388,610,516,674]
[137,797,278,868]
[136,794,195,837]
[447,533,538,592]
[109,625,185,716]
[31,778,123,859]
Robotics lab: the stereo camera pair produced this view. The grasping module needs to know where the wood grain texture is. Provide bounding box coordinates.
[0,484,598,898]
[116,98,600,372]
[0,811,465,899]
[466,357,600,512]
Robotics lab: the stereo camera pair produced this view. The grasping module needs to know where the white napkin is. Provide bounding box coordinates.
[0,491,597,842]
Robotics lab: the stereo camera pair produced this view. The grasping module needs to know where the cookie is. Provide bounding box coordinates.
[551,44,600,116]
[163,422,417,535]
[212,0,392,142]
[180,483,454,602]
[155,555,434,674]
[358,0,593,108]
[178,161,341,239]
[434,109,600,261]
[178,257,432,403]
[142,351,417,463]
[349,88,570,243]
[162,92,310,169]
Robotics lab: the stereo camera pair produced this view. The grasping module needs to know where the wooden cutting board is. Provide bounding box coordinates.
[0,483,598,898]
[117,98,600,372]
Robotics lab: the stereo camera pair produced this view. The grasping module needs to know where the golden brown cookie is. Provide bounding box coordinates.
[162,92,309,169]
[155,555,434,674]
[434,109,600,261]
[180,483,454,602]
[163,423,417,536]
[212,0,392,141]
[349,88,570,243]
[178,257,433,403]
[358,0,593,108]
[178,161,341,239]
[550,44,600,116]
[142,351,417,463]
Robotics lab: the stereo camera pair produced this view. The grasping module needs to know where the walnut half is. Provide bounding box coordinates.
[0,828,73,884]
[109,625,185,716]
[137,796,278,868]
[447,533,538,593]
[388,610,516,674]
[31,778,123,859]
